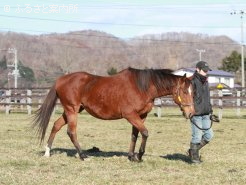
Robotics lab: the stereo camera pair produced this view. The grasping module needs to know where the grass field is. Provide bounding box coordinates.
[0,107,246,185]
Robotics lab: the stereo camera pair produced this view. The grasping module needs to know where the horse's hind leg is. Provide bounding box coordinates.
[44,113,67,157]
[128,126,139,161]
[66,111,87,160]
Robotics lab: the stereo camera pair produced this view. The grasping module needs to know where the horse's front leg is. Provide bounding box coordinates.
[138,130,148,161]
[126,114,148,162]
[66,112,87,160]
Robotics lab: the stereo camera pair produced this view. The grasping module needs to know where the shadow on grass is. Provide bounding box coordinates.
[160,153,191,164]
[39,147,128,158]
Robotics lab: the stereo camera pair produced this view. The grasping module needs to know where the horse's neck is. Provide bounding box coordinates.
[149,79,177,99]
[156,87,174,98]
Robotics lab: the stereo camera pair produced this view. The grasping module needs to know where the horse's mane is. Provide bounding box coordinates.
[128,67,177,93]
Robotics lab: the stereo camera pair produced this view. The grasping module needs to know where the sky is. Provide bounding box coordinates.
[1,0,246,43]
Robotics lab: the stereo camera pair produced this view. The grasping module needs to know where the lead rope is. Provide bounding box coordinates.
[192,114,220,131]
[191,119,213,131]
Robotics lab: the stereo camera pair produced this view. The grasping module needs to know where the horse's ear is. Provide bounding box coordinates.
[182,73,187,83]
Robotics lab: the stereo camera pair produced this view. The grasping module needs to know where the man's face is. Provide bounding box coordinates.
[196,68,208,76]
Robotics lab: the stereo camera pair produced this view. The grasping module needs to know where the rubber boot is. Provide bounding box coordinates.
[198,139,209,150]
[187,139,209,163]
[189,143,201,164]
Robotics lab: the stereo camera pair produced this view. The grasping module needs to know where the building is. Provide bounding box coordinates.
[173,68,235,88]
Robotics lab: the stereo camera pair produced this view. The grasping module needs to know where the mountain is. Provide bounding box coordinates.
[0,30,240,87]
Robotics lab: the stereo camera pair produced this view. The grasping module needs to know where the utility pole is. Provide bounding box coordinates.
[7,48,19,88]
[196,49,205,61]
[231,10,245,87]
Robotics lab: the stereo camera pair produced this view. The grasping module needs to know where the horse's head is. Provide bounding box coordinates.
[172,74,195,119]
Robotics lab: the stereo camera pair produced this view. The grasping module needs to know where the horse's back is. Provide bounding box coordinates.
[55,69,129,88]
[56,72,92,87]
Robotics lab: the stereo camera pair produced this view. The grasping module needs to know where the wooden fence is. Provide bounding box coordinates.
[0,88,49,115]
[154,88,246,119]
[0,88,246,117]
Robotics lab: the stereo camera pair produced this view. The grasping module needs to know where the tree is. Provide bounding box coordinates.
[0,56,8,87]
[219,51,245,73]
[0,55,7,70]
[18,61,35,82]
[107,67,117,75]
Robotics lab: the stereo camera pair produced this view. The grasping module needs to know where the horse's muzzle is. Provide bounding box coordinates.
[183,111,194,119]
[188,113,194,119]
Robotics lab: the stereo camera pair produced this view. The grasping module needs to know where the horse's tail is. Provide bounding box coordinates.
[32,85,58,143]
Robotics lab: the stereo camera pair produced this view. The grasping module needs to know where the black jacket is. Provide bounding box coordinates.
[192,71,213,116]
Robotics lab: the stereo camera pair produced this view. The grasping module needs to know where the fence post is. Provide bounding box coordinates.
[210,91,214,106]
[5,90,11,115]
[156,106,162,118]
[154,98,162,118]
[27,89,32,115]
[20,91,25,110]
[236,90,241,117]
[218,90,223,120]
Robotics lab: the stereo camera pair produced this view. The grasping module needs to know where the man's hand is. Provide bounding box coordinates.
[210,114,220,122]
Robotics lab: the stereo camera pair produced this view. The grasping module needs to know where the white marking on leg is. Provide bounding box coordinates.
[44,144,51,157]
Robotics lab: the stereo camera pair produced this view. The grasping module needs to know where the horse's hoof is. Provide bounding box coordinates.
[79,153,88,160]
[128,153,142,162]
[44,151,50,157]
[44,154,50,157]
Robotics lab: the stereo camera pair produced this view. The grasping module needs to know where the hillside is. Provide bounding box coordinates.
[0,30,240,87]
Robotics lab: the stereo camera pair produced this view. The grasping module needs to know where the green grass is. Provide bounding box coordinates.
[0,107,246,185]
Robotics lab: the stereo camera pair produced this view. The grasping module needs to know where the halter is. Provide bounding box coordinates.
[175,79,194,108]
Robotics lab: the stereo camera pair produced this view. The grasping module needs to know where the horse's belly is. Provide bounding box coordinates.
[84,106,122,120]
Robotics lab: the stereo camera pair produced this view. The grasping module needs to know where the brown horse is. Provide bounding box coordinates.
[33,67,195,162]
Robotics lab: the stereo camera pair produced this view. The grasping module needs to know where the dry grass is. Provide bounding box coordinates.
[0,107,246,185]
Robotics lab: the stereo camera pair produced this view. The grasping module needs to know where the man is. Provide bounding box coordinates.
[188,61,214,163]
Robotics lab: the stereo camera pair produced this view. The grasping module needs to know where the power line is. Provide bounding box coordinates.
[0,14,240,28]
[6,4,236,12]
[1,35,240,53]
[0,27,241,47]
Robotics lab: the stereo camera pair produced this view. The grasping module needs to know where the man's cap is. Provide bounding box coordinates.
[196,61,212,72]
